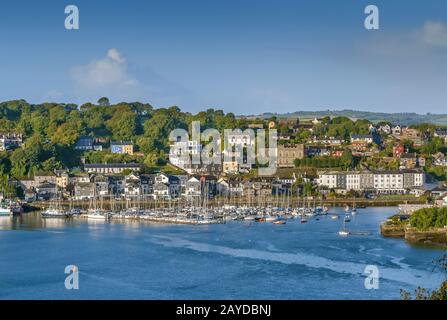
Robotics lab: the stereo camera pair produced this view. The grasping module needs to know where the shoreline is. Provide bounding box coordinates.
[380,223,447,248]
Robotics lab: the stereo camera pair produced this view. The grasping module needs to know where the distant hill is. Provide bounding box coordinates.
[245,110,447,126]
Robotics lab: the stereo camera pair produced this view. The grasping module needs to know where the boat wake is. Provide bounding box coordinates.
[149,235,443,288]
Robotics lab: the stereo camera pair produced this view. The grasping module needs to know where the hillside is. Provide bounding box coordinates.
[247,110,447,126]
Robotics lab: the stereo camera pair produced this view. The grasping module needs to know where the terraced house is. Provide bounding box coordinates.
[317,169,425,194]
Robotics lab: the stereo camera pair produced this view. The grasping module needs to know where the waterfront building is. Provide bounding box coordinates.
[317,172,338,189]
[373,171,404,192]
[84,163,141,174]
[276,144,305,168]
[140,174,155,196]
[228,179,244,197]
[70,173,91,184]
[184,176,202,199]
[224,132,255,172]
[93,174,110,196]
[317,169,425,194]
[110,141,134,155]
[55,171,70,189]
[35,182,58,201]
[34,172,57,185]
[169,140,202,169]
[74,182,95,200]
[200,175,217,199]
[153,173,180,199]
[346,172,362,191]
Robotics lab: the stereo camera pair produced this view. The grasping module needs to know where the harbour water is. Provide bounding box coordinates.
[0,207,444,300]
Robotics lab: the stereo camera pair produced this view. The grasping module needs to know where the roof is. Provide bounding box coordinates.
[111,141,133,146]
[36,182,57,189]
[351,134,373,139]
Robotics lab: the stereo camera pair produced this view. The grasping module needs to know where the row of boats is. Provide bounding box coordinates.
[40,204,361,229]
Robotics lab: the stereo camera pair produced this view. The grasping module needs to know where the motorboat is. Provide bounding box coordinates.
[42,209,69,218]
[273,220,286,225]
[0,206,12,216]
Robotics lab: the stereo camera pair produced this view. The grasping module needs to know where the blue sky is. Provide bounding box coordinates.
[1,0,447,114]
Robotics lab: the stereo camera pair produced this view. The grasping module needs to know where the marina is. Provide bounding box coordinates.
[0,206,443,300]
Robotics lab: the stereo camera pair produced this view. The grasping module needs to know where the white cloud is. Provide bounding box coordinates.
[420,21,447,48]
[71,48,138,88]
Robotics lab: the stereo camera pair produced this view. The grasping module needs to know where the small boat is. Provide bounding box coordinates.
[331,215,339,220]
[86,213,108,220]
[86,210,109,220]
[10,203,23,215]
[344,216,351,222]
[265,215,277,222]
[42,209,68,218]
[273,220,286,225]
[339,219,350,236]
[255,217,266,222]
[69,208,81,216]
[0,206,12,217]
[300,218,307,224]
[344,205,350,212]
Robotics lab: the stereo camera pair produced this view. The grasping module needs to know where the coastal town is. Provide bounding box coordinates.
[1,100,447,224]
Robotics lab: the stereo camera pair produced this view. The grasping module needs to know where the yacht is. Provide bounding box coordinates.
[10,202,23,215]
[265,215,277,222]
[86,211,109,220]
[273,220,286,225]
[42,209,68,218]
[0,206,12,216]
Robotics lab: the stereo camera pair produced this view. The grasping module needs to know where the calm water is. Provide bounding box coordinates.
[0,207,444,300]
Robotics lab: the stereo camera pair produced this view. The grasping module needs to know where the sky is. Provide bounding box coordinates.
[0,0,447,114]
